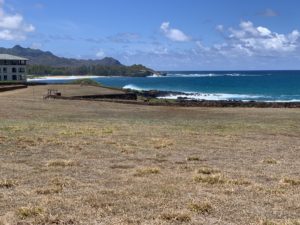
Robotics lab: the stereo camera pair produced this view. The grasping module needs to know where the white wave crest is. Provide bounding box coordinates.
[264,99,300,103]
[167,73,219,77]
[147,74,162,78]
[158,93,265,101]
[162,73,262,78]
[225,73,242,76]
[123,84,145,91]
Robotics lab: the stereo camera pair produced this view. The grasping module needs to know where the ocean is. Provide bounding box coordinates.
[29,70,300,102]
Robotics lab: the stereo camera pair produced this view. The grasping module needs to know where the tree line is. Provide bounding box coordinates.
[27,64,154,77]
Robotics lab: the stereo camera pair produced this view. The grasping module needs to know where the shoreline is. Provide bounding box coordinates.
[26,75,300,103]
[23,82,300,106]
[50,96,300,108]
[128,89,300,105]
[27,75,107,81]
[38,84,300,108]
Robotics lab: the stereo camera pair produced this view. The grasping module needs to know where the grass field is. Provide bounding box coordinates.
[0,85,300,225]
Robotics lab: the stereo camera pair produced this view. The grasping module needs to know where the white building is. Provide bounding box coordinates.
[0,54,28,82]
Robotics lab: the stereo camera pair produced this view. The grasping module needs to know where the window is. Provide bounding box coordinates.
[3,75,7,81]
[12,75,17,80]
[0,68,1,73]
[0,75,2,81]
[12,68,17,73]
[3,67,7,73]
[18,75,23,80]
[19,67,25,73]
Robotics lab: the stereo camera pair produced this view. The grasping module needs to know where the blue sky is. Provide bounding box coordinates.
[1,0,300,70]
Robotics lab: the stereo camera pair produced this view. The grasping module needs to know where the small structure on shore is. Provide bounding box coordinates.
[43,89,61,99]
[0,54,28,82]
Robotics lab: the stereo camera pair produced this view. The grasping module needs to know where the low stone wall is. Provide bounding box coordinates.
[0,84,28,92]
[70,93,137,100]
[46,93,138,101]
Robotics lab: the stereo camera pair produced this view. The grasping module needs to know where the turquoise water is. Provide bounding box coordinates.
[30,70,300,102]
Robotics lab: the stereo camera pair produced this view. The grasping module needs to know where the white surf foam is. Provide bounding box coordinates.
[161,73,263,78]
[264,99,300,103]
[123,84,145,91]
[166,73,220,77]
[122,84,269,101]
[147,74,163,78]
[158,93,265,101]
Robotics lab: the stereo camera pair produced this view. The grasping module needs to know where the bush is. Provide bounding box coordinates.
[70,78,101,86]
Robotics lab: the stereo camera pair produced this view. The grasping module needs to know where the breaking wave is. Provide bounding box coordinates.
[162,73,263,77]
[158,93,266,101]
[123,84,146,91]
[122,84,300,102]
[158,93,300,102]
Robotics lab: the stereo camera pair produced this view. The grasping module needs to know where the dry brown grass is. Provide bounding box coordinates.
[0,135,7,144]
[46,159,77,167]
[228,179,252,185]
[0,179,17,189]
[262,158,278,164]
[196,167,219,175]
[186,156,201,161]
[188,202,213,214]
[0,85,299,224]
[194,174,226,185]
[160,212,191,222]
[152,137,174,149]
[259,219,300,225]
[16,206,44,219]
[134,167,160,176]
[36,185,63,195]
[281,177,300,186]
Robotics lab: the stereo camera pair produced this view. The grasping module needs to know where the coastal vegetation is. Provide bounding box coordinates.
[70,78,102,86]
[27,64,155,76]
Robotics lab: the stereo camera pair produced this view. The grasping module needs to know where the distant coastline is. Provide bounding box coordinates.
[27,75,109,82]
[0,45,160,77]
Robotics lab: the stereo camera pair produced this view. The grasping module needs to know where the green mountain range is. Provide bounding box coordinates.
[0,45,157,76]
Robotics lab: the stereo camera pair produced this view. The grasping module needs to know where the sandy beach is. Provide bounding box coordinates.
[0,85,300,225]
[27,75,105,82]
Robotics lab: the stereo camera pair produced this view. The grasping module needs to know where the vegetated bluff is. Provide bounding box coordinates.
[0,45,156,76]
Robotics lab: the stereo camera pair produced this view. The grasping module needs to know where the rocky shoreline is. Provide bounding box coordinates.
[129,89,300,108]
[20,83,300,108]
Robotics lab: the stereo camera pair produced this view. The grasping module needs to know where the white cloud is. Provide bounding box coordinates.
[0,14,22,29]
[96,50,105,58]
[152,46,168,55]
[222,21,300,54]
[160,22,190,42]
[195,41,210,51]
[288,30,300,43]
[0,0,35,40]
[257,26,272,37]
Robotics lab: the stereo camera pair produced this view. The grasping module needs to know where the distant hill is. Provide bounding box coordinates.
[0,45,122,67]
[0,45,157,76]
